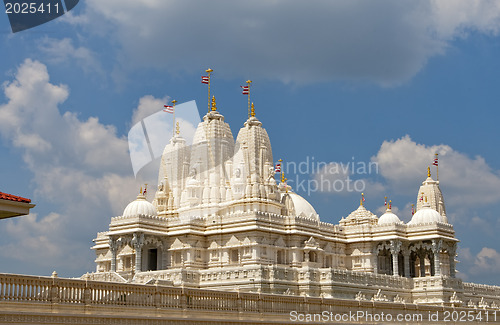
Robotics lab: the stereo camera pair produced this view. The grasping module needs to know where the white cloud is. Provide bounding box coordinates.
[70,0,500,85]
[131,95,168,127]
[372,135,500,208]
[38,37,103,76]
[0,59,149,275]
[312,161,384,196]
[459,246,500,284]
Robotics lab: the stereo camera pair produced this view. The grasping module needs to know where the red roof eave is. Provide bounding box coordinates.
[0,191,32,203]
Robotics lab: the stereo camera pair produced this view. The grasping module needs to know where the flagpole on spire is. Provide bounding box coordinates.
[246,80,252,118]
[433,153,439,181]
[202,68,213,113]
[278,159,283,183]
[171,99,177,137]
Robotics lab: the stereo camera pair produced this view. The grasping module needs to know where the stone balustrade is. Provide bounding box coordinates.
[1,272,500,324]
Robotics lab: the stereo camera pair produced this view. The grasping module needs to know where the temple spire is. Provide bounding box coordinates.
[427,166,431,178]
[251,102,255,117]
[211,96,217,111]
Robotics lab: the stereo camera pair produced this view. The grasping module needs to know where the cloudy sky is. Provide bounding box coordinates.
[1,0,500,285]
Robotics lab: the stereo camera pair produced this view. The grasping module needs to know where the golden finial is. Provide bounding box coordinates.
[172,99,177,106]
[206,68,213,73]
[425,196,428,203]
[427,166,431,178]
[139,186,142,195]
[360,198,363,206]
[361,193,365,206]
[389,199,392,209]
[176,121,180,135]
[211,96,217,111]
[251,102,255,117]
[281,170,286,183]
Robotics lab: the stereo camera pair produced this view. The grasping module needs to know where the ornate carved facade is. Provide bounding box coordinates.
[89,100,498,307]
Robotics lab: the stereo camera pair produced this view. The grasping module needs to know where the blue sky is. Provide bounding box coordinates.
[1,1,500,285]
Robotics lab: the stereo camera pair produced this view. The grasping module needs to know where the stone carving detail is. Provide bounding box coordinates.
[393,295,405,303]
[355,291,366,301]
[450,292,462,305]
[372,289,388,302]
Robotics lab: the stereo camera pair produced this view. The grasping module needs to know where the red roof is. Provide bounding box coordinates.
[0,192,31,203]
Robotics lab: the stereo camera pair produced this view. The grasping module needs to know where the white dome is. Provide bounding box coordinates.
[286,192,319,220]
[408,207,444,225]
[123,195,157,217]
[378,209,402,225]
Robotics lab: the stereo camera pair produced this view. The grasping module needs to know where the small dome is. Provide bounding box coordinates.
[284,192,319,220]
[123,195,157,217]
[409,207,444,225]
[378,207,402,225]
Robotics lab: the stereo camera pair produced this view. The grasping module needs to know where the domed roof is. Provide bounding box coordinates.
[283,192,319,220]
[123,194,157,217]
[378,207,402,225]
[408,199,444,225]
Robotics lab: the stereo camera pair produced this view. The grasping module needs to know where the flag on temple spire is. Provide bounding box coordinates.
[384,196,387,206]
[433,154,438,166]
[275,162,281,173]
[201,76,209,84]
[163,105,174,113]
[241,85,249,95]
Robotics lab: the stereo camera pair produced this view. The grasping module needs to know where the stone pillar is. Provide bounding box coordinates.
[432,239,442,276]
[448,243,456,278]
[390,240,401,276]
[372,245,379,274]
[109,237,118,272]
[419,251,426,277]
[402,246,410,278]
[132,233,144,273]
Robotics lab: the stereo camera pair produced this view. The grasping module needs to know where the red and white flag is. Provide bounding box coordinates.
[201,76,209,84]
[433,156,438,166]
[163,105,174,113]
[275,163,281,173]
[241,85,249,95]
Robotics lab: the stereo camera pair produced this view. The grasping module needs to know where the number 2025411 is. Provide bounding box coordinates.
[5,2,61,14]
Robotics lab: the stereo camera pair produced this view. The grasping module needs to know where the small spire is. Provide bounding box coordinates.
[427,166,431,178]
[211,96,217,111]
[176,121,180,135]
[361,193,365,206]
[139,186,142,195]
[251,102,255,117]
[388,199,392,210]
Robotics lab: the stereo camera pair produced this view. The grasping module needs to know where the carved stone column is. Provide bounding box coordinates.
[419,250,426,277]
[390,240,401,276]
[109,237,118,272]
[432,239,442,276]
[132,233,144,273]
[448,242,457,278]
[402,244,410,278]
[372,245,380,274]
